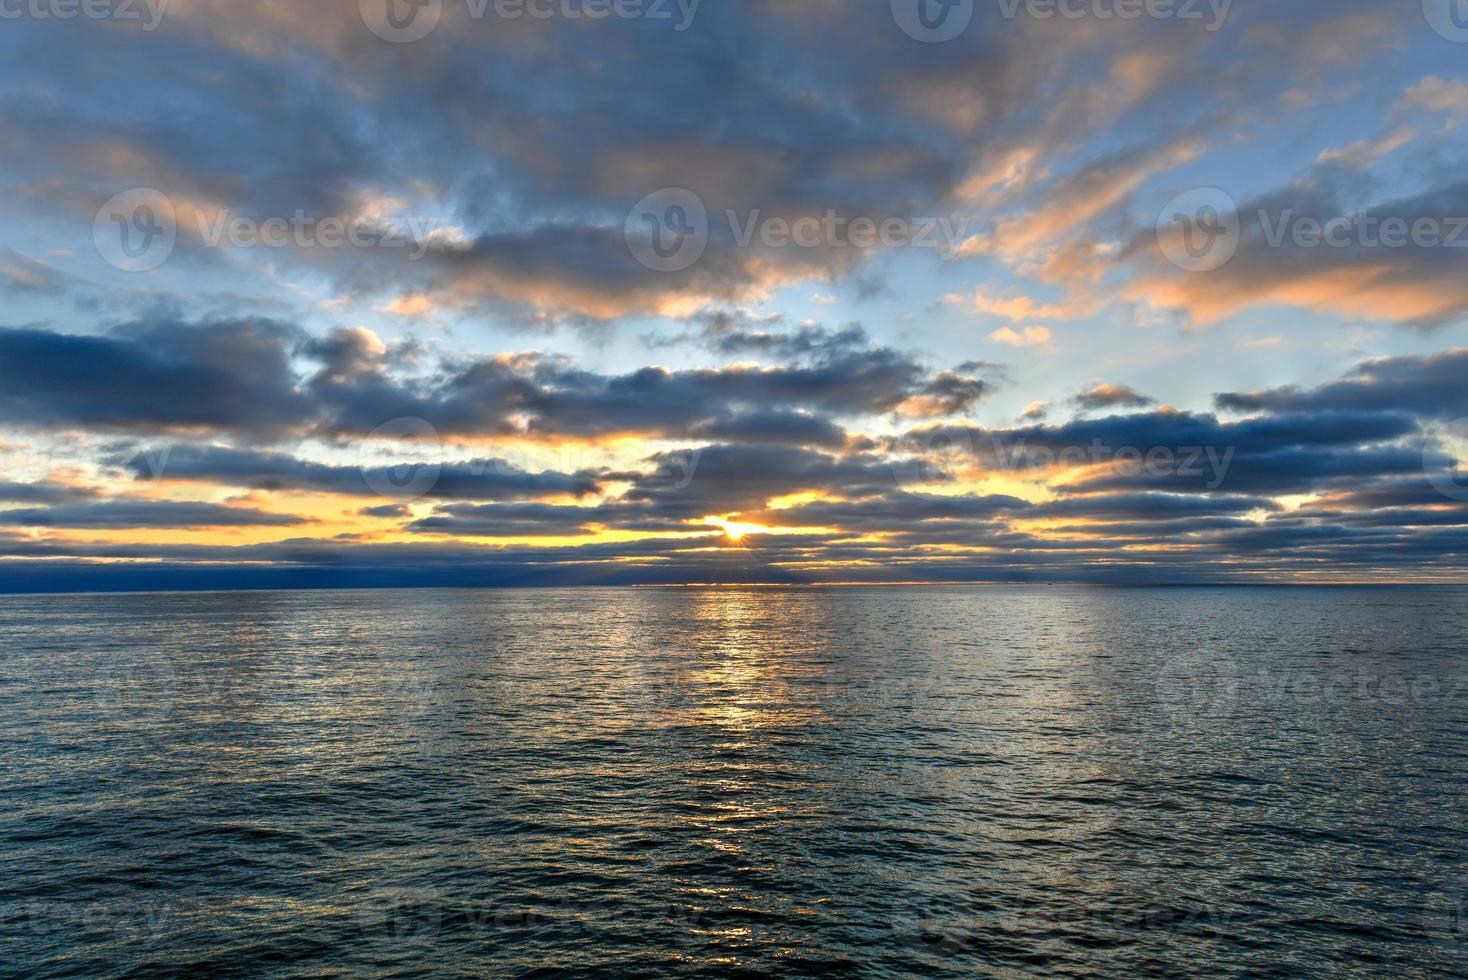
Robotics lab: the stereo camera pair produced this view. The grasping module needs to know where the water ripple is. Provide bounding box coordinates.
[2,586,1467,976]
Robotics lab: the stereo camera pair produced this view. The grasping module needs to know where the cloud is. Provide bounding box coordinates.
[0,481,102,505]
[2,342,1460,586]
[689,411,850,449]
[1073,384,1156,411]
[0,248,66,293]
[107,445,602,502]
[972,290,1075,322]
[361,503,413,519]
[1403,76,1468,116]
[0,320,311,437]
[409,502,605,538]
[988,326,1052,348]
[0,318,991,445]
[1215,349,1468,420]
[0,499,307,529]
[898,371,994,418]
[1019,401,1051,422]
[969,136,1206,263]
[1315,125,1415,169]
[1126,179,1468,329]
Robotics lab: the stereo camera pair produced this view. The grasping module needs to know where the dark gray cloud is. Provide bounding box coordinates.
[1031,493,1278,521]
[0,319,987,445]
[1216,349,1468,419]
[0,499,308,529]
[0,481,101,505]
[620,443,898,519]
[0,320,311,437]
[106,444,601,501]
[302,322,996,438]
[361,503,413,519]
[688,411,849,449]
[409,502,604,538]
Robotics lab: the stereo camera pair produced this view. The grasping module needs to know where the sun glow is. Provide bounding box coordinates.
[711,519,770,543]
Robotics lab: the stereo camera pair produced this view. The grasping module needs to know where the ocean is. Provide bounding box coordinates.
[3,586,1466,976]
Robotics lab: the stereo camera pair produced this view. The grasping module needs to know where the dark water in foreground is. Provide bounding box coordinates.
[3,586,1467,977]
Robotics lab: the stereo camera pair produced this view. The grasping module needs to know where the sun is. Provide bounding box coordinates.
[711,519,768,543]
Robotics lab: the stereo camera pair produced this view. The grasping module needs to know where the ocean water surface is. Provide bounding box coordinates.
[2,586,1467,976]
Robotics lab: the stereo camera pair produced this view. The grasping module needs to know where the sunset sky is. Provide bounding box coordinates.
[3,0,1468,590]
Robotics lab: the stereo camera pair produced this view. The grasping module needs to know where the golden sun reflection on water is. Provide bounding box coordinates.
[667,588,833,734]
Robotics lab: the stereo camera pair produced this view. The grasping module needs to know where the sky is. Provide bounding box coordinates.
[2,0,1468,591]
